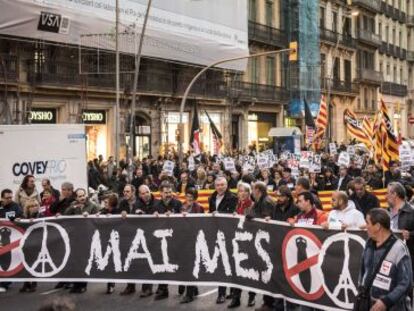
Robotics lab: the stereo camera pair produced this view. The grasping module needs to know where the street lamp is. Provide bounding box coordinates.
[325,7,359,148]
[178,47,295,164]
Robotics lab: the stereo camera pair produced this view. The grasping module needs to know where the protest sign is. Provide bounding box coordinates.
[224,157,236,171]
[338,152,350,168]
[163,160,175,176]
[0,216,366,311]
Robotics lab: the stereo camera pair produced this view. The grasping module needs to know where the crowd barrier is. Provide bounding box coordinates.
[153,188,388,211]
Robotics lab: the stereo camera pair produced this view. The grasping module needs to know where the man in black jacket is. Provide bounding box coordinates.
[248,182,276,311]
[50,182,75,215]
[208,176,237,304]
[118,184,137,215]
[350,177,380,217]
[274,186,300,222]
[40,179,60,201]
[176,171,195,194]
[337,166,353,191]
[0,189,23,220]
[152,182,182,300]
[387,181,414,275]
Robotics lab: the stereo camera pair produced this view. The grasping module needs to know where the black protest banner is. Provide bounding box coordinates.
[0,215,366,310]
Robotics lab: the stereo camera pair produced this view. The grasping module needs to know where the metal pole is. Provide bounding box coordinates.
[178,48,293,164]
[128,0,152,181]
[115,0,120,166]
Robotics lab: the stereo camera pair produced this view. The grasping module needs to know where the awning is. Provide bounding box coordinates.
[268,127,303,137]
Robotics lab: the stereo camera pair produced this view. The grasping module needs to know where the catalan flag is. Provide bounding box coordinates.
[380,99,400,161]
[362,116,374,150]
[312,95,328,150]
[343,109,371,148]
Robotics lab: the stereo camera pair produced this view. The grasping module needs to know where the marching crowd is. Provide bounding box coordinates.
[1,148,414,311]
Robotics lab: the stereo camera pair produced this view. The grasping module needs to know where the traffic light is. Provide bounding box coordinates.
[289,41,298,62]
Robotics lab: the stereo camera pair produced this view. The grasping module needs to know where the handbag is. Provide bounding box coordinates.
[353,235,397,311]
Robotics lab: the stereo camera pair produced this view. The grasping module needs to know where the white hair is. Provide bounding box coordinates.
[215,176,228,186]
[237,182,251,194]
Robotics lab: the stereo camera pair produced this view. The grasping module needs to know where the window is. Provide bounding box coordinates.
[266,56,275,85]
[387,63,390,76]
[399,31,402,47]
[379,22,382,40]
[249,0,256,21]
[266,1,273,26]
[321,54,326,81]
[400,68,403,84]
[250,58,259,83]
[344,60,351,82]
[333,57,340,81]
[385,25,389,42]
[332,12,338,32]
[393,66,397,82]
[344,17,351,36]
[364,88,368,109]
[379,61,383,75]
[392,28,396,45]
[371,89,376,110]
[319,7,325,29]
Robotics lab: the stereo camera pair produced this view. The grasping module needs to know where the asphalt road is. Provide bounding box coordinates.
[0,283,265,311]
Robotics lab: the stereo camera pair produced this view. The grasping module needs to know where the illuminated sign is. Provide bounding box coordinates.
[82,110,106,124]
[28,108,57,124]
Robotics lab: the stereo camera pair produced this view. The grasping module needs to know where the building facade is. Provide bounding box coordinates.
[1,0,414,159]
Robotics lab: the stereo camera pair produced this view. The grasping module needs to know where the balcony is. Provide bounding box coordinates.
[248,21,287,48]
[352,0,381,13]
[0,54,18,83]
[408,15,414,27]
[356,29,381,47]
[381,82,408,97]
[319,28,356,49]
[357,69,382,85]
[407,51,414,62]
[26,60,227,98]
[321,78,359,94]
[229,81,289,102]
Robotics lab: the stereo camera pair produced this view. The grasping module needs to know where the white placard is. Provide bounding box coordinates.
[347,145,356,156]
[329,143,338,155]
[257,153,269,170]
[163,160,175,176]
[338,152,350,168]
[223,157,236,171]
[188,156,195,172]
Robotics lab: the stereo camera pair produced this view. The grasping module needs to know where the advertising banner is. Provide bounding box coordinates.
[0,124,87,192]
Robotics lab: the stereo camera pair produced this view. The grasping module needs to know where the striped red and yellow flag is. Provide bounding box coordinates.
[380,99,399,161]
[312,95,328,150]
[372,112,383,165]
[343,109,371,148]
[362,116,374,149]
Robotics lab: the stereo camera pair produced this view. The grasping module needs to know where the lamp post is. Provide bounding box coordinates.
[178,48,294,164]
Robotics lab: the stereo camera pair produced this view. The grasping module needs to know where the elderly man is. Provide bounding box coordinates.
[50,182,76,215]
[387,182,414,276]
[358,208,412,311]
[322,191,365,230]
[350,177,380,217]
[208,176,237,304]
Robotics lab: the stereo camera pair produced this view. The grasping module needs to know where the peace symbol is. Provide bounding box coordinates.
[19,222,71,277]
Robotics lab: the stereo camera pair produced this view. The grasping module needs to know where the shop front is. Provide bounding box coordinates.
[83,109,108,161]
[161,111,223,155]
[248,112,277,151]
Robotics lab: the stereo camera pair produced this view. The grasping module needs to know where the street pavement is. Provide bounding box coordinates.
[0,283,263,311]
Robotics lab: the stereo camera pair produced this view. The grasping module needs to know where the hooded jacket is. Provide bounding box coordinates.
[327,200,366,229]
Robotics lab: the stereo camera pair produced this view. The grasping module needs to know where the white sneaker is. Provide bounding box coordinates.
[0,287,7,293]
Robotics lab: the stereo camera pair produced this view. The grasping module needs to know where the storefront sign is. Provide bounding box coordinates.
[82,110,106,124]
[28,108,57,124]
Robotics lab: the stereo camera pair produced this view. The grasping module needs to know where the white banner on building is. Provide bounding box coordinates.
[0,124,87,193]
[0,0,248,71]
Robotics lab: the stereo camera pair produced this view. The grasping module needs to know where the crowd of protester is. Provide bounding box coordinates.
[1,145,414,311]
